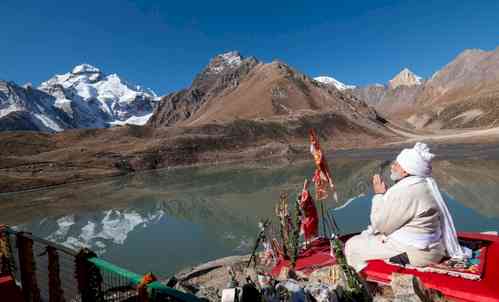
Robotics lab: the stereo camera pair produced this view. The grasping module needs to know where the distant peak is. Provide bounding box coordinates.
[206,51,244,74]
[23,82,33,89]
[461,48,485,54]
[71,64,101,75]
[389,68,423,89]
[314,76,356,91]
[398,68,419,77]
[218,50,242,61]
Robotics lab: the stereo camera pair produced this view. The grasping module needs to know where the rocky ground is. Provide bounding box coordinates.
[169,253,451,302]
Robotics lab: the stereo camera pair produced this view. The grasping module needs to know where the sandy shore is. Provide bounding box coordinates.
[386,125,499,144]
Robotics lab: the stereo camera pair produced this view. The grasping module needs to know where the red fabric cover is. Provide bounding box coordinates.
[270,233,499,302]
[270,238,335,276]
[362,232,499,302]
[299,190,319,241]
[0,274,23,301]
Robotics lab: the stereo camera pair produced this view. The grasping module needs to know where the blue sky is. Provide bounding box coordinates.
[1,0,498,95]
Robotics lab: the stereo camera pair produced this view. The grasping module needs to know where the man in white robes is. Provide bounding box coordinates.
[345,142,466,272]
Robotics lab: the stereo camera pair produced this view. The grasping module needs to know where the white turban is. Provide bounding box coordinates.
[396,142,435,177]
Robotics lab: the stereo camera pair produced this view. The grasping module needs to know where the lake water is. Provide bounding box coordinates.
[1,158,499,277]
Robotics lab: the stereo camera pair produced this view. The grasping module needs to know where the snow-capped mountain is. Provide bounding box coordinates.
[39,64,160,127]
[0,64,160,132]
[0,81,70,131]
[314,76,356,90]
[388,68,423,89]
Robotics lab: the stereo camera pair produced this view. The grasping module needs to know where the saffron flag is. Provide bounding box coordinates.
[309,129,338,202]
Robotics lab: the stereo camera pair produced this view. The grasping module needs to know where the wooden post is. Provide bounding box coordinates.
[17,232,41,302]
[75,248,103,302]
[47,246,65,302]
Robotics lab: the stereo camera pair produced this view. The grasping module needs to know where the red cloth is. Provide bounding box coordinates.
[0,274,23,301]
[299,190,318,241]
[361,232,499,302]
[270,238,335,276]
[271,233,499,302]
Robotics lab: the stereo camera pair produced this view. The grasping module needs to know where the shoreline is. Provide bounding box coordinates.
[1,139,498,195]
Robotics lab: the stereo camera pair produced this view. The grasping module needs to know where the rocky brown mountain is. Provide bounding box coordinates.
[0,52,399,193]
[388,68,423,89]
[410,47,499,129]
[351,47,499,129]
[349,68,424,119]
[148,51,388,137]
[148,51,259,127]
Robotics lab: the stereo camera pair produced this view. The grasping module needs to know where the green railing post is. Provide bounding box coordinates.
[87,258,204,302]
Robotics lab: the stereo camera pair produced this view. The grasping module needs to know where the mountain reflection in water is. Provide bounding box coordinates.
[1,159,498,276]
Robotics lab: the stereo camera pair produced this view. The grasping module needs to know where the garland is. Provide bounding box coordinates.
[331,235,371,301]
[0,228,16,276]
[289,195,302,271]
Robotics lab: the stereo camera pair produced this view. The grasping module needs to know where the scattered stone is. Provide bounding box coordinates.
[373,295,393,302]
[390,273,431,302]
[195,286,220,301]
[277,279,308,301]
[308,265,346,288]
[305,282,342,302]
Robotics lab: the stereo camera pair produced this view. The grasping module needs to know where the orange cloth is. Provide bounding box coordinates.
[137,273,157,302]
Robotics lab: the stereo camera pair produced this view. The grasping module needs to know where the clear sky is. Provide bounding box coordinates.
[1,0,498,95]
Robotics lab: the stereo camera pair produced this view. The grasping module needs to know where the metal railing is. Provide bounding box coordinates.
[0,226,202,302]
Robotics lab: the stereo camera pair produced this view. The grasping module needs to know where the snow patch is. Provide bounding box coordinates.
[54,98,74,117]
[0,104,21,118]
[109,113,153,126]
[220,51,242,66]
[97,210,145,244]
[33,113,63,131]
[42,209,164,256]
[314,76,356,90]
[72,64,101,75]
[451,109,483,123]
[80,221,97,242]
[75,83,98,100]
[47,215,75,241]
[208,51,243,74]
